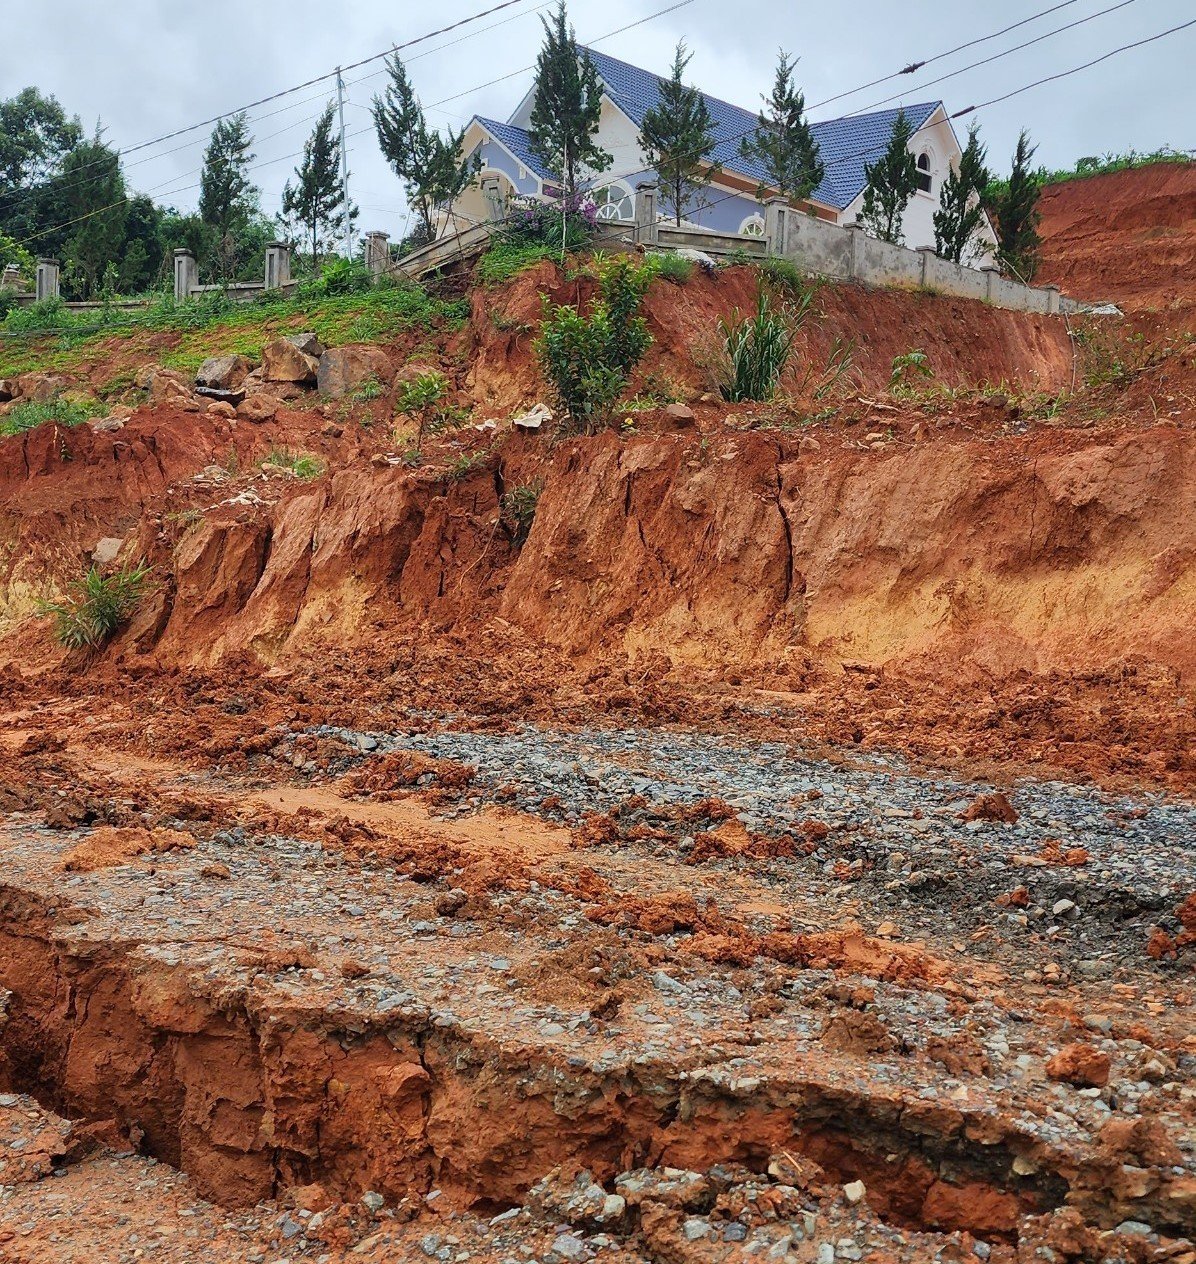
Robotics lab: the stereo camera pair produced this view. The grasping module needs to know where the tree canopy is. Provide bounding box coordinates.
[283,104,357,267]
[933,121,990,264]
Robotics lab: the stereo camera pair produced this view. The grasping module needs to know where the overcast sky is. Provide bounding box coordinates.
[9,0,1194,242]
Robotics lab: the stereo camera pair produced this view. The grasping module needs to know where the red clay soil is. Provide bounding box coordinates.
[1037,161,1196,314]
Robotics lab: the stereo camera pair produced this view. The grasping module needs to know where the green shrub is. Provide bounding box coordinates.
[717,284,807,403]
[395,370,447,414]
[293,257,373,299]
[0,395,103,436]
[39,562,151,649]
[756,257,808,297]
[535,256,653,432]
[500,478,544,546]
[890,349,934,392]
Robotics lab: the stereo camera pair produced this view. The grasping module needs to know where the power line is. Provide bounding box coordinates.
[9,0,694,252]
[0,0,543,205]
[842,0,1143,117]
[952,15,1196,115]
[807,0,1084,113]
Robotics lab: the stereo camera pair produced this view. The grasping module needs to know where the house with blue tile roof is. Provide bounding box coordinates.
[449,47,996,257]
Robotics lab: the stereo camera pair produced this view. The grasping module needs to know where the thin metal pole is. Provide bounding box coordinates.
[336,67,353,257]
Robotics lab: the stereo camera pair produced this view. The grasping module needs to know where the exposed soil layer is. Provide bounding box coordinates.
[2,169,1195,1263]
[1037,162,1196,314]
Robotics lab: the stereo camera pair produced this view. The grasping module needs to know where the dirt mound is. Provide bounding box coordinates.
[1037,161,1196,312]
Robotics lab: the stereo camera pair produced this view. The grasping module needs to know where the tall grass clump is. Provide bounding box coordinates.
[717,283,811,402]
[39,562,151,649]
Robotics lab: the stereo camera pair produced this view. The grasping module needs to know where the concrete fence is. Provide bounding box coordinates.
[635,186,1080,317]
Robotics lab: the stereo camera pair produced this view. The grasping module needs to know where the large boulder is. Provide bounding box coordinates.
[316,345,393,399]
[0,379,18,402]
[287,331,324,358]
[144,368,194,406]
[17,372,67,402]
[196,354,251,391]
[262,336,320,385]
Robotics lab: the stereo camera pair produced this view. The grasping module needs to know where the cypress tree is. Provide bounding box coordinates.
[640,41,720,225]
[373,54,475,240]
[990,130,1043,280]
[527,1,611,197]
[283,104,357,267]
[858,109,918,245]
[932,121,990,263]
[739,50,824,205]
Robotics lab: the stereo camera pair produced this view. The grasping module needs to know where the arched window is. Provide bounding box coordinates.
[916,152,933,194]
[591,181,635,222]
[740,213,766,238]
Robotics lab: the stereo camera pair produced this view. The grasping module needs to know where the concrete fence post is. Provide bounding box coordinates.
[365,231,390,279]
[847,224,866,280]
[264,241,292,291]
[763,197,789,257]
[634,183,659,247]
[1042,284,1061,315]
[35,258,60,302]
[1,264,22,292]
[173,249,198,302]
[916,245,937,288]
[981,264,1001,303]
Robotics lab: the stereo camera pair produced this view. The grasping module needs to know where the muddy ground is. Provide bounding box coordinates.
[0,164,1194,1263]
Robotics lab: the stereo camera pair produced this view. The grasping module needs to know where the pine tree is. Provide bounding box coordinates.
[990,130,1043,281]
[640,42,720,226]
[373,54,476,240]
[527,1,611,198]
[61,129,127,298]
[858,109,918,245]
[739,50,824,205]
[199,113,257,240]
[282,104,357,268]
[932,121,990,263]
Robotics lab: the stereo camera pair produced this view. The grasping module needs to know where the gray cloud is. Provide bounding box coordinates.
[11,0,1194,242]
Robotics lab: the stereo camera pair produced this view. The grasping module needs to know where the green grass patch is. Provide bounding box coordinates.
[261,446,324,479]
[2,283,468,382]
[477,242,560,286]
[0,394,104,436]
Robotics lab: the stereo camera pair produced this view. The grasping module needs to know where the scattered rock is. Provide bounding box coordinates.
[206,400,237,418]
[434,888,469,917]
[262,336,320,385]
[960,792,1019,824]
[196,354,251,391]
[664,402,695,428]
[91,537,124,566]
[843,1180,866,1205]
[0,379,18,401]
[237,393,282,423]
[316,344,393,398]
[1045,1042,1111,1088]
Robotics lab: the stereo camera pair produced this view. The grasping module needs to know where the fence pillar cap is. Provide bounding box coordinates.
[173,247,196,257]
[764,194,789,205]
[981,263,1001,273]
[1041,283,1060,291]
[37,257,59,265]
[635,180,658,190]
[266,240,290,250]
[366,229,388,238]
[916,244,937,253]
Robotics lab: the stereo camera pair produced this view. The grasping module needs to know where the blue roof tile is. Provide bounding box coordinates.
[581,46,941,211]
[475,116,557,183]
